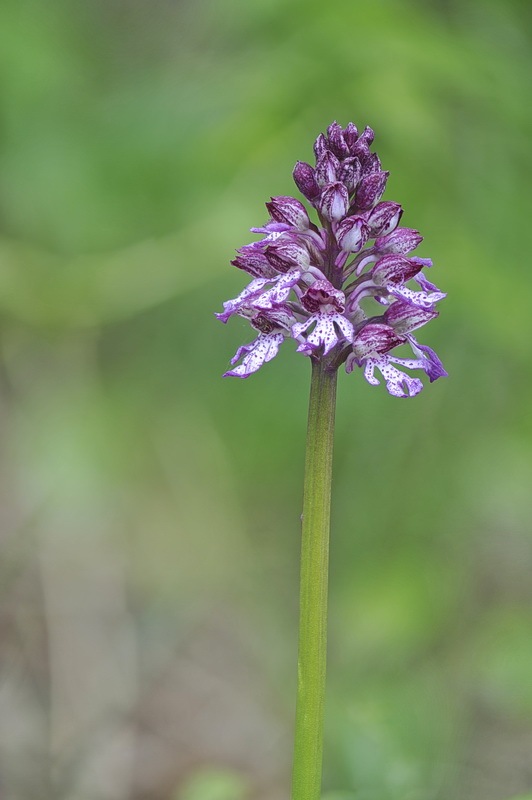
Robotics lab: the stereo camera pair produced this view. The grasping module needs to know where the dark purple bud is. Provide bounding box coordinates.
[335,215,370,253]
[372,254,423,286]
[293,161,320,201]
[343,122,359,151]
[326,121,342,137]
[265,241,310,271]
[301,280,345,313]
[355,171,389,211]
[384,300,437,333]
[337,157,362,193]
[375,228,423,255]
[314,133,328,160]
[352,322,405,358]
[366,202,403,237]
[350,140,370,162]
[357,126,375,146]
[361,152,382,175]
[319,182,349,221]
[327,121,349,158]
[266,196,310,231]
[315,151,340,187]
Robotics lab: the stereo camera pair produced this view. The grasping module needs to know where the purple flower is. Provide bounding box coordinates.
[293,280,353,356]
[388,280,446,309]
[254,272,302,310]
[224,309,294,378]
[216,276,275,324]
[216,271,300,323]
[217,121,447,395]
[224,334,284,378]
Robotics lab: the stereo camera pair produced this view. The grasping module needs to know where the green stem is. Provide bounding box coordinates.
[291,358,338,800]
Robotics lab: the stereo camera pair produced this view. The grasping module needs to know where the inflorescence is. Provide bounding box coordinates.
[216,121,447,397]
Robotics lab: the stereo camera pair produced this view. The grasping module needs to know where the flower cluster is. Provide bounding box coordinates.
[217,122,447,397]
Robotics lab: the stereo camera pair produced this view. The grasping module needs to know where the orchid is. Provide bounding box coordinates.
[217,121,446,398]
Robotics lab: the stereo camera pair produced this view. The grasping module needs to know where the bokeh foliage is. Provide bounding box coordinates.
[0,0,531,799]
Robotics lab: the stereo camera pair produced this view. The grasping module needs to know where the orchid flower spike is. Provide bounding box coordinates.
[217,121,447,397]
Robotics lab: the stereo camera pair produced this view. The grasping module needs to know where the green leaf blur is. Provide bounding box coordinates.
[0,0,531,798]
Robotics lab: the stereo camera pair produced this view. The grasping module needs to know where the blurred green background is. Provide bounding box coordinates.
[0,0,531,798]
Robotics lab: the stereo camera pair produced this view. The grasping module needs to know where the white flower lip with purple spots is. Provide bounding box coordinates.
[293,280,354,356]
[217,121,447,397]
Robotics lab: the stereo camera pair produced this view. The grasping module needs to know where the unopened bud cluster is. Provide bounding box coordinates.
[217,122,446,397]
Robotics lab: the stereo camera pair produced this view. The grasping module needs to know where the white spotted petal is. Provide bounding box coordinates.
[363,356,424,397]
[254,270,301,309]
[224,333,285,378]
[293,313,353,356]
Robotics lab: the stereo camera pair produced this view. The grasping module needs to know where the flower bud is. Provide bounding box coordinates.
[358,126,375,146]
[361,152,381,175]
[313,133,328,160]
[355,171,389,210]
[337,157,361,193]
[319,182,349,221]
[371,255,422,286]
[335,215,369,253]
[375,228,423,256]
[327,121,349,158]
[315,151,340,187]
[366,202,403,237]
[265,241,310,271]
[231,252,275,278]
[343,122,359,151]
[349,127,375,161]
[266,196,310,230]
[292,161,320,201]
[384,300,437,333]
